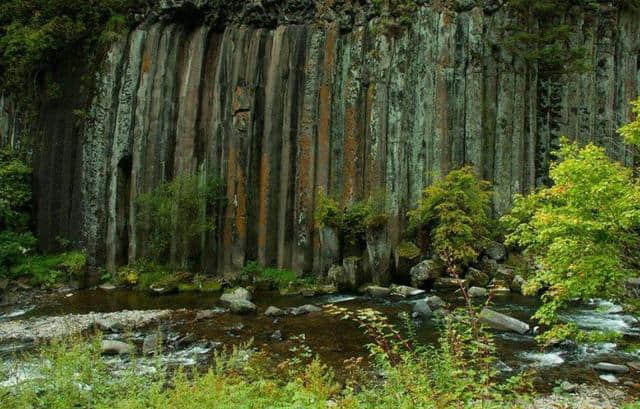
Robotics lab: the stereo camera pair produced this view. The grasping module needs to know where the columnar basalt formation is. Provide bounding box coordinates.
[8,2,640,278]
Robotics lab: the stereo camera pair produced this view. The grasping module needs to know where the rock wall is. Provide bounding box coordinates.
[21,2,640,277]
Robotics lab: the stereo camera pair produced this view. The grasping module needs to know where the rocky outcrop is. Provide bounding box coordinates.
[17,1,640,279]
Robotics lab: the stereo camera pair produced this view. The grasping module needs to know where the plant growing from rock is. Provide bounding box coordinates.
[502,139,640,329]
[408,166,492,274]
[136,170,224,269]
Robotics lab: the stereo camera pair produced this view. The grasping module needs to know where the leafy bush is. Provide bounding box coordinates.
[408,166,492,273]
[9,250,86,286]
[238,261,300,291]
[136,171,224,268]
[115,259,170,289]
[502,140,640,326]
[314,190,388,248]
[0,149,32,231]
[619,97,640,147]
[0,230,37,277]
[0,0,140,98]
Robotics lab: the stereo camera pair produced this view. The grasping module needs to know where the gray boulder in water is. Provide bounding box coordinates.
[593,362,629,374]
[101,340,132,355]
[479,308,529,334]
[412,300,432,319]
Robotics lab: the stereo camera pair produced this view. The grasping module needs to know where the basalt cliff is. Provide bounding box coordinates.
[1,0,639,279]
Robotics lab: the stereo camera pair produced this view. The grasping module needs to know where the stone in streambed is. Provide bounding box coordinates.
[485,241,507,262]
[468,286,488,298]
[510,275,525,294]
[220,287,252,304]
[412,300,432,319]
[390,285,425,298]
[466,267,489,287]
[410,259,443,288]
[425,295,446,310]
[142,332,163,355]
[227,299,257,315]
[479,308,529,334]
[101,340,132,355]
[287,304,322,316]
[265,306,285,317]
[593,362,629,374]
[364,285,391,298]
[434,277,467,290]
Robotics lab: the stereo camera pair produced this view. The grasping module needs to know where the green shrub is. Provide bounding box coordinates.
[115,259,170,289]
[619,97,640,147]
[238,261,300,291]
[502,140,640,327]
[0,0,140,99]
[9,250,86,286]
[0,149,32,231]
[408,166,492,273]
[136,171,224,268]
[314,190,388,248]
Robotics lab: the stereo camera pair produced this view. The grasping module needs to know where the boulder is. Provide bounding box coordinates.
[479,308,529,334]
[271,330,283,341]
[227,299,257,315]
[599,374,619,384]
[494,265,514,282]
[412,300,432,319]
[328,258,364,291]
[220,287,252,306]
[288,304,322,315]
[319,226,341,275]
[390,285,425,298]
[394,241,422,279]
[98,283,116,291]
[466,267,489,287]
[366,228,392,285]
[265,306,285,317]
[485,241,507,261]
[195,309,223,320]
[101,340,132,355]
[434,277,467,290]
[510,275,525,294]
[142,332,163,355]
[410,259,444,288]
[479,257,498,275]
[468,286,488,298]
[628,361,640,371]
[560,381,578,393]
[593,362,629,374]
[364,285,391,298]
[425,295,446,310]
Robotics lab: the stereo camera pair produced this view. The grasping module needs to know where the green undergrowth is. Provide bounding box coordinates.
[0,307,535,409]
[115,260,221,293]
[238,261,316,293]
[314,190,388,249]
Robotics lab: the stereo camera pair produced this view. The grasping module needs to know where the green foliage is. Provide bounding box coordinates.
[0,230,37,277]
[314,190,388,248]
[503,0,593,76]
[535,322,623,347]
[115,259,170,289]
[619,97,640,148]
[408,166,492,273]
[136,171,224,268]
[9,250,86,286]
[239,261,300,291]
[0,0,140,98]
[502,140,640,326]
[0,149,31,231]
[371,0,418,35]
[395,241,421,259]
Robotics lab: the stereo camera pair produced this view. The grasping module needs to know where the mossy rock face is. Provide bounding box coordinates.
[396,241,421,259]
[200,280,222,292]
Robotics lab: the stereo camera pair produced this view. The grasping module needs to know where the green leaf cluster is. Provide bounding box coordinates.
[314,190,388,248]
[502,139,640,325]
[0,0,139,97]
[136,171,224,269]
[408,166,492,273]
[619,97,640,148]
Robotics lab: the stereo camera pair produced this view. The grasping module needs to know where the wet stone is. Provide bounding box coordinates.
[101,340,132,355]
[265,306,285,317]
[593,362,629,374]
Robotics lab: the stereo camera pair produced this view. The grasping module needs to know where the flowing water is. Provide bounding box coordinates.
[1,289,639,392]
